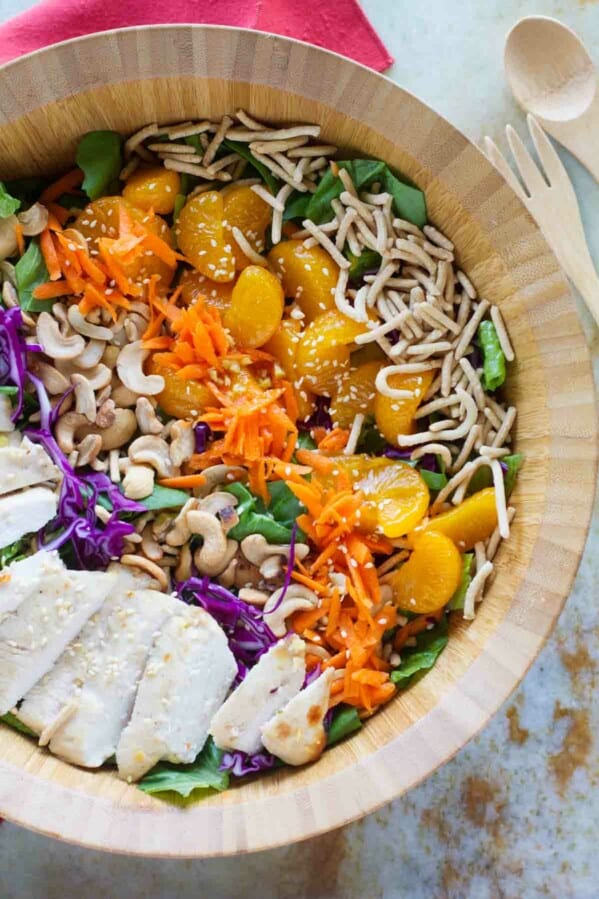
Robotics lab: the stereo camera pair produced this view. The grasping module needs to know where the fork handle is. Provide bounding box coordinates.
[568,263,599,327]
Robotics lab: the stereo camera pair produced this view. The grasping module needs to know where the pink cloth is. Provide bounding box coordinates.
[0,0,393,70]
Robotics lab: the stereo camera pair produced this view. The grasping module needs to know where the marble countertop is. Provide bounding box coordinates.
[0,1,597,896]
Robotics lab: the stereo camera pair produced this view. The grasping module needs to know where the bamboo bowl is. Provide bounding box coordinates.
[0,25,596,857]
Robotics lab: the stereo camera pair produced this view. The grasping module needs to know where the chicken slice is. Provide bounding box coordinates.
[210,634,306,755]
[0,550,65,619]
[261,668,335,766]
[44,590,178,768]
[0,437,59,496]
[0,486,57,550]
[116,607,237,782]
[0,568,115,714]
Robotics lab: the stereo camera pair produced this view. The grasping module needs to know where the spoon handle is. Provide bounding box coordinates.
[538,88,599,183]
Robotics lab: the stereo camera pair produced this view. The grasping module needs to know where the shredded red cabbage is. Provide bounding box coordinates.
[298,395,332,430]
[220,749,277,777]
[304,661,322,687]
[85,471,145,514]
[0,306,41,422]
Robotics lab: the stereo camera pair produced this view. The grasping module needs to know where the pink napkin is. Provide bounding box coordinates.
[0,0,393,70]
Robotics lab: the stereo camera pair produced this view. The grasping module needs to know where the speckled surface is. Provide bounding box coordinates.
[0,1,597,896]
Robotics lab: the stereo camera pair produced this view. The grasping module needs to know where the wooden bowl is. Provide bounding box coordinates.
[0,26,596,857]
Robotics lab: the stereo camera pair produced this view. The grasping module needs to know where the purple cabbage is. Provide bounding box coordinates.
[85,471,145,514]
[220,749,277,777]
[194,422,211,453]
[298,395,332,430]
[382,446,413,460]
[304,661,322,688]
[0,306,36,422]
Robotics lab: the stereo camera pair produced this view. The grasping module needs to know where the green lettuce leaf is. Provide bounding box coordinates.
[0,182,21,218]
[327,705,362,745]
[224,481,305,544]
[478,319,506,391]
[76,131,123,201]
[390,615,449,687]
[15,240,53,312]
[139,484,191,511]
[0,712,36,736]
[418,468,448,492]
[346,248,382,281]
[447,553,474,611]
[466,453,523,499]
[0,536,30,569]
[138,737,229,798]
[296,431,317,451]
[356,417,387,454]
[223,139,280,194]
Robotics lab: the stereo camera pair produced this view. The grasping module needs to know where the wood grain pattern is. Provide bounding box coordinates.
[0,25,595,857]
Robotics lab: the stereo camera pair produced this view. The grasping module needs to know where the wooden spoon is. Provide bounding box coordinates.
[505,16,599,182]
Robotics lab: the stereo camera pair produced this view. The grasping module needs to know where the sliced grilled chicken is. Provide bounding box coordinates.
[41,590,177,768]
[0,486,57,550]
[0,437,59,496]
[116,607,237,782]
[210,635,306,755]
[0,550,64,619]
[0,568,115,714]
[261,668,335,765]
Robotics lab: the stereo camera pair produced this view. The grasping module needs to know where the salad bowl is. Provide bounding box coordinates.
[0,25,595,857]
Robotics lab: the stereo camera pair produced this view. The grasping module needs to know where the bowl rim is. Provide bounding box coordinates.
[0,22,596,857]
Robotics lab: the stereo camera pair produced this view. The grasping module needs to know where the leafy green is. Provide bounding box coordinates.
[347,248,382,281]
[0,385,17,395]
[224,481,305,544]
[0,536,30,569]
[56,192,87,212]
[138,737,229,798]
[4,177,47,206]
[327,705,362,745]
[0,712,36,737]
[139,484,191,511]
[296,431,317,451]
[466,453,523,499]
[0,182,20,218]
[295,160,426,228]
[356,417,387,454]
[15,240,53,312]
[447,554,474,611]
[418,468,448,492]
[390,615,448,687]
[76,131,123,201]
[478,319,506,391]
[223,139,280,194]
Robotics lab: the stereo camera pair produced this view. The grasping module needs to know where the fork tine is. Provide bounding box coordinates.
[483,136,527,202]
[505,124,548,197]
[526,114,569,189]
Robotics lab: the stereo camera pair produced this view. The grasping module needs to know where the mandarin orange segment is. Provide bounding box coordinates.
[268,239,339,321]
[329,456,429,538]
[388,530,462,613]
[329,361,379,428]
[223,185,272,270]
[262,319,302,380]
[419,487,498,551]
[374,369,435,444]
[176,191,235,282]
[224,265,284,348]
[179,268,235,312]
[294,310,366,397]
[122,166,180,214]
[75,196,175,288]
[147,357,213,419]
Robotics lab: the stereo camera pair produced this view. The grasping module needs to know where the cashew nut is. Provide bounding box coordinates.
[76,433,102,466]
[37,311,85,360]
[124,313,148,342]
[0,216,18,261]
[71,338,105,370]
[71,373,96,422]
[2,279,18,308]
[67,305,113,341]
[17,203,48,236]
[128,435,174,478]
[263,585,319,637]
[117,340,164,396]
[96,398,116,428]
[165,498,198,546]
[135,397,163,435]
[169,420,195,467]
[35,360,71,395]
[195,464,247,497]
[55,358,112,390]
[140,524,163,562]
[238,587,269,606]
[241,534,310,569]
[189,509,237,576]
[79,408,137,451]
[120,554,168,591]
[102,345,120,369]
[122,463,155,500]
[199,491,239,533]
[174,543,193,583]
[55,412,88,454]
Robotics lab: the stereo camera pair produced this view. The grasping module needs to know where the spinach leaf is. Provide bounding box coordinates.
[224,481,299,544]
[0,712,35,737]
[15,240,53,312]
[356,417,387,454]
[0,182,20,218]
[282,191,311,222]
[418,468,448,492]
[5,177,47,206]
[327,705,362,745]
[0,536,30,568]
[76,131,123,201]
[296,431,317,451]
[138,737,229,798]
[0,385,17,396]
[347,248,382,281]
[223,139,280,194]
[266,480,304,527]
[466,453,523,499]
[478,319,506,391]
[447,554,473,611]
[390,615,449,688]
[139,484,191,511]
[380,168,427,229]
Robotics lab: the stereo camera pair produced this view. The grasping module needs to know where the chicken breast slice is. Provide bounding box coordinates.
[0,437,59,496]
[0,550,65,619]
[261,668,335,766]
[44,590,178,768]
[0,568,115,714]
[0,486,57,550]
[210,634,306,755]
[116,607,237,782]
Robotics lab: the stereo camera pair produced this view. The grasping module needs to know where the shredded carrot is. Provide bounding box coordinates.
[40,168,83,205]
[157,474,206,489]
[32,280,70,300]
[39,230,62,281]
[46,204,69,228]
[394,607,444,650]
[317,427,349,453]
[14,223,24,257]
[294,449,335,474]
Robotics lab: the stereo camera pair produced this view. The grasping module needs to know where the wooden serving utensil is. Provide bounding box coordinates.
[504,15,599,183]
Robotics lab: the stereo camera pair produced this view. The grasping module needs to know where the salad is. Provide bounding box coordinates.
[0,110,520,798]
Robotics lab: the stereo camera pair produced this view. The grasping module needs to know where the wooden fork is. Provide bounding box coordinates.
[484,113,599,326]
